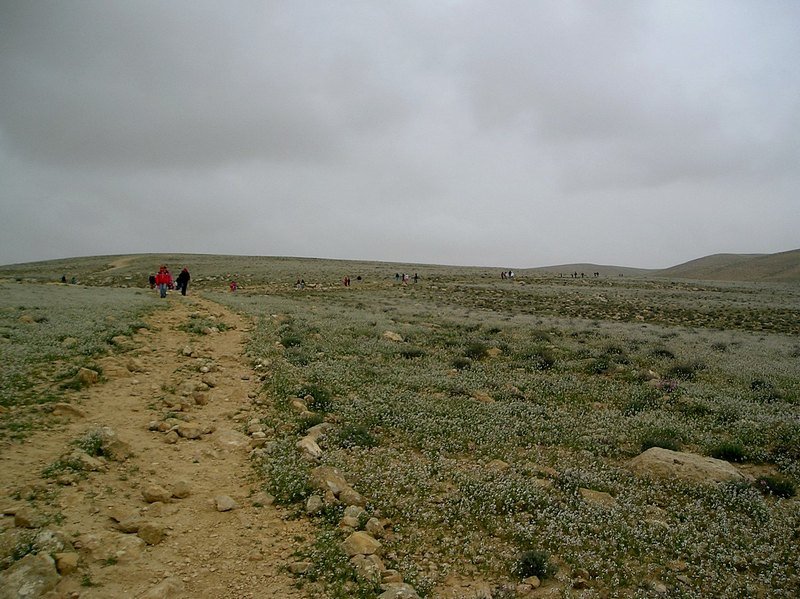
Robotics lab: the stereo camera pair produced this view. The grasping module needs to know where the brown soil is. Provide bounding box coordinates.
[0,295,311,598]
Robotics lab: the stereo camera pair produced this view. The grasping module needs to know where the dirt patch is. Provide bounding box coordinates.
[0,295,310,598]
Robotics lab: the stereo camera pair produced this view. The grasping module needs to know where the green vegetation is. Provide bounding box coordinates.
[211,270,800,597]
[0,283,157,441]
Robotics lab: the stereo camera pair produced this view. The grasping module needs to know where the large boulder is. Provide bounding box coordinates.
[627,447,748,484]
[0,553,60,599]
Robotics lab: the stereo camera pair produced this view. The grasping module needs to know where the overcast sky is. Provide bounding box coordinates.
[1,1,798,269]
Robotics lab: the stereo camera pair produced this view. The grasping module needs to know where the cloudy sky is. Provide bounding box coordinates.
[1,1,798,268]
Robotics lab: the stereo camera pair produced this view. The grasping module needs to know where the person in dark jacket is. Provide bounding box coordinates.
[176,267,190,296]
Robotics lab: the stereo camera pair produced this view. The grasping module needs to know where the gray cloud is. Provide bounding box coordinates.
[1,0,798,268]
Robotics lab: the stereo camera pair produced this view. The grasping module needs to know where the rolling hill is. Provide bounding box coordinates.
[655,249,800,282]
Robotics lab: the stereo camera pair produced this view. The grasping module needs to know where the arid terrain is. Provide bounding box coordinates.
[1,252,799,598]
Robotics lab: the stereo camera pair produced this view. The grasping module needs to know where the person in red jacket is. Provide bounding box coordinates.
[155,266,170,298]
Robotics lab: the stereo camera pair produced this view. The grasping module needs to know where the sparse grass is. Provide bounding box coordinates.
[4,260,799,597]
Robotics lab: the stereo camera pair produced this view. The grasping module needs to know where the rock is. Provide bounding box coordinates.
[0,553,60,598]
[171,480,191,499]
[77,367,99,386]
[288,561,312,575]
[33,529,73,554]
[182,346,194,357]
[141,577,184,599]
[486,347,502,357]
[163,430,179,444]
[628,447,748,484]
[14,506,41,529]
[192,391,209,405]
[344,505,367,520]
[138,522,166,545]
[65,450,106,472]
[97,426,133,460]
[381,570,403,584]
[74,532,145,564]
[297,436,323,459]
[305,422,333,441]
[523,575,541,589]
[18,314,37,324]
[378,583,420,599]
[351,554,385,583]
[214,495,239,512]
[578,488,617,508]
[51,403,85,418]
[127,358,145,372]
[340,516,360,530]
[339,487,367,507]
[116,514,143,534]
[383,331,404,342]
[365,517,385,538]
[251,492,275,507]
[142,484,172,503]
[306,495,324,515]
[200,374,218,387]
[310,466,350,496]
[176,422,203,439]
[341,531,381,557]
[54,552,79,575]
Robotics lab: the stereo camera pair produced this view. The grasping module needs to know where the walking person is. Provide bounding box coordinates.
[155,266,169,298]
[176,267,191,296]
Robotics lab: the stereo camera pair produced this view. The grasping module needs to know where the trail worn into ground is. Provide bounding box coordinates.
[0,295,311,598]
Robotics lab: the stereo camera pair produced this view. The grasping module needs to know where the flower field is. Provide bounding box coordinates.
[213,273,800,597]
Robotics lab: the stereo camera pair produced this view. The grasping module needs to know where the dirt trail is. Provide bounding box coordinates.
[1,295,311,598]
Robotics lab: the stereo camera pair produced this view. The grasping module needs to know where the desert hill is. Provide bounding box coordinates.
[655,249,800,283]
[0,248,797,285]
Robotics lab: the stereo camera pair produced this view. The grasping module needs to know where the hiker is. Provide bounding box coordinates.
[413,273,419,283]
[148,274,156,289]
[155,266,169,298]
[61,275,67,284]
[230,280,238,292]
[176,267,190,296]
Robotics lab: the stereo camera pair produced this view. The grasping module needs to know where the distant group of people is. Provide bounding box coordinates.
[395,273,418,285]
[149,265,190,298]
[500,271,515,279]
[342,276,351,287]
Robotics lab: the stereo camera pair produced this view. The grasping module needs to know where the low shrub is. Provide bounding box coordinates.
[520,346,556,371]
[464,341,489,360]
[452,357,472,370]
[666,360,705,381]
[298,384,333,412]
[512,549,553,579]
[337,424,377,449]
[756,475,796,498]
[398,346,426,359]
[640,428,684,452]
[709,441,747,462]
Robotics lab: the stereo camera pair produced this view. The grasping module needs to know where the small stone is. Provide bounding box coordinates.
[176,422,203,439]
[306,495,324,515]
[55,552,79,574]
[523,575,541,588]
[142,484,172,504]
[77,367,99,386]
[297,436,323,459]
[288,561,312,575]
[366,517,385,538]
[381,569,403,583]
[192,392,209,406]
[171,480,191,499]
[14,506,41,529]
[138,522,166,545]
[378,582,420,599]
[214,495,239,512]
[383,331,404,342]
[339,487,367,507]
[341,531,381,556]
[251,492,275,507]
[163,430,179,444]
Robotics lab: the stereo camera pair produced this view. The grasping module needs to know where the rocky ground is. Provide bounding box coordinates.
[0,294,312,598]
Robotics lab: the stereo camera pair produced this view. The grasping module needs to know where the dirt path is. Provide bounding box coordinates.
[1,295,311,598]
